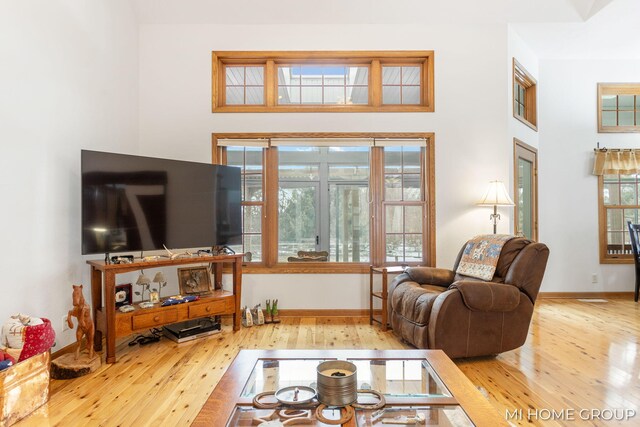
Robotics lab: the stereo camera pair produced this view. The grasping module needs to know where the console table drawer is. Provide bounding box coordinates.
[133,309,178,330]
[189,299,227,318]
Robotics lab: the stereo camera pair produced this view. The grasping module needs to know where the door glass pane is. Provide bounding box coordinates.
[329,184,370,262]
[517,158,533,239]
[278,184,318,261]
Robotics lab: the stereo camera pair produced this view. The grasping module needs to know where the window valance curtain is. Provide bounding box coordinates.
[593,149,640,175]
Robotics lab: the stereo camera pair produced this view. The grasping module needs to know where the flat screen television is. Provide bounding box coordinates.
[81,150,241,255]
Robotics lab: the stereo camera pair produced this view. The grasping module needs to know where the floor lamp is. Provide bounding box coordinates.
[477,180,514,234]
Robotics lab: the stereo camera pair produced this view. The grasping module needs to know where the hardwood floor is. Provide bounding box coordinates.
[18,299,640,426]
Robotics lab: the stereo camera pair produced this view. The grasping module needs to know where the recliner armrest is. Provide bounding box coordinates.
[405,267,455,287]
[449,281,520,312]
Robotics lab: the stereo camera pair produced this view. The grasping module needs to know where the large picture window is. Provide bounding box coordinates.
[212,51,434,113]
[212,133,435,272]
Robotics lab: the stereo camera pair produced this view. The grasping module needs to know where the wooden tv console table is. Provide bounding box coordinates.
[87,254,242,363]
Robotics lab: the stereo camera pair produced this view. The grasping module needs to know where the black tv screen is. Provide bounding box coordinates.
[81,150,241,255]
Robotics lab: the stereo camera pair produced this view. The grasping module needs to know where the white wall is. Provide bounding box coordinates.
[538,58,640,292]
[0,0,139,349]
[138,23,511,308]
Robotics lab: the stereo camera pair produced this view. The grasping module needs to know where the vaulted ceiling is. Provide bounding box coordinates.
[133,0,639,59]
[133,0,613,25]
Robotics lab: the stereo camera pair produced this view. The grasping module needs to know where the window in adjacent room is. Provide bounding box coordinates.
[212,134,435,272]
[212,51,434,112]
[512,59,537,131]
[598,83,640,133]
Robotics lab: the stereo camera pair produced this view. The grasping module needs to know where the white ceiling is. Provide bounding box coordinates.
[513,0,640,59]
[133,0,594,25]
[133,0,639,59]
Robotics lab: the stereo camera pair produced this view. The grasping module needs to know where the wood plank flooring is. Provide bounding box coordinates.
[18,299,640,426]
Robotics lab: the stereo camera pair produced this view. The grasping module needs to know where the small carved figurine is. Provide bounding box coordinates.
[68,284,95,360]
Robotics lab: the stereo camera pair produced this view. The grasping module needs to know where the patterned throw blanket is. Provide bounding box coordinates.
[456,234,515,281]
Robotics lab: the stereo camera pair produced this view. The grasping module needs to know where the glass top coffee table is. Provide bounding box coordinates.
[193,349,506,426]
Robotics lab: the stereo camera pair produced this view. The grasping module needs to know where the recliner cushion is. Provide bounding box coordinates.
[391,282,445,326]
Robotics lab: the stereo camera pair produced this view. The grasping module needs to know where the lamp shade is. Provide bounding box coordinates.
[136,273,151,286]
[153,272,166,283]
[477,180,514,206]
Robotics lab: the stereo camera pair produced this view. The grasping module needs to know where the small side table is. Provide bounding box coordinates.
[369,265,406,331]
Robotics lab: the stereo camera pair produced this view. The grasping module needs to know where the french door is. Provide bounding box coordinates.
[514,139,538,240]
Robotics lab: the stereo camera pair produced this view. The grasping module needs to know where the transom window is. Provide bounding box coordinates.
[598,83,640,132]
[225,66,264,105]
[212,134,435,272]
[278,65,369,105]
[382,66,421,105]
[212,51,434,112]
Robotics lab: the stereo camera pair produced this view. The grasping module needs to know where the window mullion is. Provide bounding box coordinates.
[265,146,279,267]
[266,60,276,107]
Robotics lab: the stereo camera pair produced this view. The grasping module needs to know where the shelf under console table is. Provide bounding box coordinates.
[87,254,243,363]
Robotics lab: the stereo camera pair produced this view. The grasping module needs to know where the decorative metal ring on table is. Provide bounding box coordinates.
[351,389,386,410]
[314,404,355,425]
[279,408,310,419]
[253,391,281,409]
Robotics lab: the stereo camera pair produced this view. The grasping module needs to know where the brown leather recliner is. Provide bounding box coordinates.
[388,237,549,358]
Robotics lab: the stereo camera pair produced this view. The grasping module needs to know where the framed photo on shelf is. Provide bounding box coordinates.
[177,266,213,295]
[115,283,132,308]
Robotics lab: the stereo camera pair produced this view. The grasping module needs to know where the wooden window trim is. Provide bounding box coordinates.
[597,83,640,133]
[212,132,436,274]
[512,58,537,131]
[212,51,435,113]
[598,174,636,264]
[513,139,538,241]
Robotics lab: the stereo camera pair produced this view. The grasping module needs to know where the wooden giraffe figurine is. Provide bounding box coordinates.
[68,284,95,360]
